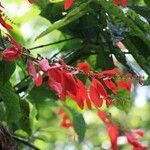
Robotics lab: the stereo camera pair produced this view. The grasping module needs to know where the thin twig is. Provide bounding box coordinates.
[29,38,76,50]
[12,135,40,150]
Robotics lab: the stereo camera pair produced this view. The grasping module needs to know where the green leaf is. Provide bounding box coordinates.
[0,81,21,124]
[0,60,20,123]
[0,60,16,85]
[36,0,92,40]
[68,108,86,142]
[19,100,38,135]
[27,83,57,105]
[112,89,132,113]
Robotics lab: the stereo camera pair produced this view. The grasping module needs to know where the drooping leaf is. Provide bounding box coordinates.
[69,109,86,142]
[0,81,21,124]
[0,60,16,84]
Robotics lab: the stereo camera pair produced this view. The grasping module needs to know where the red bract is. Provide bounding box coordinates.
[117,80,132,91]
[2,45,22,61]
[63,72,77,97]
[28,0,37,4]
[0,14,13,30]
[58,109,73,128]
[98,68,121,78]
[76,79,92,109]
[35,72,43,87]
[64,0,74,10]
[27,60,43,87]
[89,78,108,107]
[97,110,112,126]
[89,85,103,107]
[77,62,90,73]
[125,132,145,150]
[92,78,108,98]
[2,34,22,61]
[48,68,66,100]
[0,3,13,30]
[39,59,50,72]
[108,125,119,150]
[113,0,127,6]
[103,78,117,94]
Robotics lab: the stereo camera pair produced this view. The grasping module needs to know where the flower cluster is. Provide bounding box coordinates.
[27,57,134,110]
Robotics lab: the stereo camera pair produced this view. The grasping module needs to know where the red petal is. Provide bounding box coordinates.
[108,125,119,150]
[103,78,117,94]
[117,80,132,91]
[27,60,37,80]
[39,59,50,72]
[35,72,43,87]
[77,62,90,73]
[64,0,74,10]
[89,85,103,107]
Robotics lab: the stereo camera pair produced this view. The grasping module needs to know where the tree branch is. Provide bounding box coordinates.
[12,135,40,150]
[29,38,76,50]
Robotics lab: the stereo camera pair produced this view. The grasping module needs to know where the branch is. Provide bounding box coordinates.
[29,38,76,50]
[12,135,40,150]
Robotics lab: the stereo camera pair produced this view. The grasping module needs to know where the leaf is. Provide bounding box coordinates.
[0,60,16,84]
[0,81,21,124]
[36,0,92,39]
[18,100,38,135]
[0,60,20,123]
[111,89,132,113]
[69,108,86,142]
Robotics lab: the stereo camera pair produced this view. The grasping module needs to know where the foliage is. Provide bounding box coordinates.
[0,0,150,149]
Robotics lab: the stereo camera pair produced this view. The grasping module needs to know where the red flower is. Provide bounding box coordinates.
[113,0,127,6]
[64,0,74,10]
[117,80,132,91]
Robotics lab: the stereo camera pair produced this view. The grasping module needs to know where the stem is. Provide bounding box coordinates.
[29,38,76,50]
[12,135,40,150]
